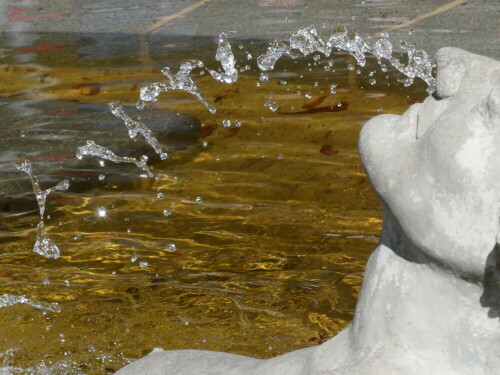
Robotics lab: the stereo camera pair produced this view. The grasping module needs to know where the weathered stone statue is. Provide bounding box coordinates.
[116,47,500,375]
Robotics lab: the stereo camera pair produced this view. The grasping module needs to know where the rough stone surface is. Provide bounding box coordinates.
[1,1,499,59]
[115,47,500,374]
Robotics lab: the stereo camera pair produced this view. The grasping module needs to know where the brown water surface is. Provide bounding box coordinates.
[0,34,427,374]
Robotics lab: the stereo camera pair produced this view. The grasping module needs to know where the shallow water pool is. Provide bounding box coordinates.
[0,33,427,373]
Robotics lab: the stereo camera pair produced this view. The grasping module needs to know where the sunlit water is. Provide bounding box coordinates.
[0,31,427,374]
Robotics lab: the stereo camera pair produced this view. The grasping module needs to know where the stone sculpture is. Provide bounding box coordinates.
[115,47,500,375]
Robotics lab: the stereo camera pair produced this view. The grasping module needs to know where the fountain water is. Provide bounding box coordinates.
[76,140,154,178]
[14,159,69,259]
[139,25,436,121]
[3,21,489,375]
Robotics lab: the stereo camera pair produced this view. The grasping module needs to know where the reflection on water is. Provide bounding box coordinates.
[0,32,426,373]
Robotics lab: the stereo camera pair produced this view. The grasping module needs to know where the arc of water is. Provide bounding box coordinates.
[108,101,168,160]
[257,25,436,92]
[76,140,154,178]
[139,25,435,118]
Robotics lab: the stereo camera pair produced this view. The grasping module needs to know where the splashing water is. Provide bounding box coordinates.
[15,160,69,259]
[0,353,81,375]
[76,140,153,177]
[33,221,60,259]
[138,25,435,118]
[257,40,290,71]
[258,26,435,91]
[290,25,331,57]
[139,60,216,114]
[0,294,61,313]
[208,33,238,84]
[108,101,168,160]
[15,160,69,219]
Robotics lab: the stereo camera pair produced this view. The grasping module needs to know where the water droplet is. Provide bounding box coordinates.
[98,174,105,181]
[234,120,242,127]
[195,196,203,205]
[131,253,138,262]
[42,276,50,285]
[222,120,231,127]
[163,209,171,217]
[305,93,312,99]
[329,84,337,94]
[377,107,383,112]
[98,160,105,167]
[264,101,278,112]
[166,243,176,252]
[127,228,132,233]
[136,99,145,110]
[369,78,376,85]
[279,80,287,86]
[139,261,148,268]
[259,73,269,82]
[202,141,208,147]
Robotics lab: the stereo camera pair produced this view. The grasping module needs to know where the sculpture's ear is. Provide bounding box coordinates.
[435,47,467,99]
[487,85,500,127]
